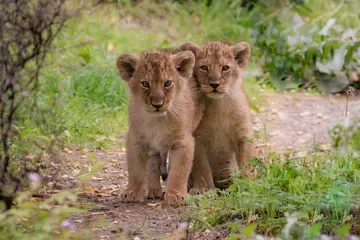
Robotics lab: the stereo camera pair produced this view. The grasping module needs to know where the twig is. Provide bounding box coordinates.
[345,89,352,116]
[32,193,50,198]
[313,135,317,154]
[263,125,269,162]
[86,210,119,216]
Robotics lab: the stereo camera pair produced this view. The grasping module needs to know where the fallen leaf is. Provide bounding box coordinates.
[86,187,95,194]
[92,177,103,181]
[319,144,331,151]
[107,42,114,52]
[299,111,311,117]
[147,202,162,208]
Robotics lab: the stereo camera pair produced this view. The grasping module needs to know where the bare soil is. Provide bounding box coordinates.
[42,92,360,240]
[254,91,360,155]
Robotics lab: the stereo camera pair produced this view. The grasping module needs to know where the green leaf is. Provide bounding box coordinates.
[322,40,339,59]
[228,183,238,193]
[319,18,336,36]
[316,45,347,74]
[226,235,238,240]
[228,222,241,233]
[64,129,71,138]
[344,43,360,65]
[336,224,351,238]
[79,160,106,184]
[307,223,322,238]
[250,157,262,167]
[305,47,321,66]
[242,224,257,238]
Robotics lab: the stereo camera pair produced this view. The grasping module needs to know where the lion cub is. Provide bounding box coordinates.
[116,50,197,205]
[180,41,254,191]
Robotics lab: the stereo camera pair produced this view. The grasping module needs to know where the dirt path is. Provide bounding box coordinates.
[254,91,360,155]
[48,92,360,240]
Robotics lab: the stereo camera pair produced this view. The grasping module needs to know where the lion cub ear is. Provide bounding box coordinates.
[171,50,195,79]
[180,42,202,57]
[116,53,138,82]
[231,41,251,68]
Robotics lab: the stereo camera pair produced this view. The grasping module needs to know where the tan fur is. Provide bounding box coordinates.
[180,41,254,192]
[116,50,201,205]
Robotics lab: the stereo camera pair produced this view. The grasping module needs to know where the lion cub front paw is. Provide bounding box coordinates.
[164,191,187,205]
[147,187,163,199]
[120,188,146,203]
[189,188,208,195]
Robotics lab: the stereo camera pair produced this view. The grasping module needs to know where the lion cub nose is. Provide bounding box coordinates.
[151,101,164,109]
[210,83,220,89]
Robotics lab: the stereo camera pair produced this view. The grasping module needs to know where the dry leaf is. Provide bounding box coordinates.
[107,42,114,52]
[147,202,162,208]
[319,144,331,151]
[86,187,95,194]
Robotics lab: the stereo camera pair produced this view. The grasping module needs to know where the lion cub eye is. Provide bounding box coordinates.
[222,65,230,71]
[164,80,172,87]
[141,81,150,88]
[200,65,208,71]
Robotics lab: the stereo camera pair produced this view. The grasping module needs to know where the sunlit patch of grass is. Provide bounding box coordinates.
[17,65,128,151]
[188,153,360,236]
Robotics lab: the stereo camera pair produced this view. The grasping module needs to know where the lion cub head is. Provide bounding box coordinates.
[180,41,250,99]
[116,50,195,116]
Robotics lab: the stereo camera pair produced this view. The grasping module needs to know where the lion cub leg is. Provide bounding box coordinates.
[235,137,254,177]
[189,142,215,194]
[147,150,163,199]
[211,153,237,189]
[164,135,194,205]
[120,134,148,203]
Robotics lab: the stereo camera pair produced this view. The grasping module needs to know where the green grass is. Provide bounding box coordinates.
[10,1,360,238]
[16,4,161,151]
[188,153,360,237]
[18,0,358,153]
[16,1,264,153]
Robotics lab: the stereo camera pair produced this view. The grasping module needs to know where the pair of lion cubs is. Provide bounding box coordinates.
[116,41,254,205]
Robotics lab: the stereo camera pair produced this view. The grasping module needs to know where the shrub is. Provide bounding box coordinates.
[255,12,360,93]
[0,0,68,210]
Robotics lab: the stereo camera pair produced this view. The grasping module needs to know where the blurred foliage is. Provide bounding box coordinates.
[0,190,90,240]
[0,160,107,239]
[0,175,90,239]
[107,0,360,93]
[330,116,360,153]
[253,7,360,93]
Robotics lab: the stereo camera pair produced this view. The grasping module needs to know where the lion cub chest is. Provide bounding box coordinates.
[196,96,249,144]
[140,117,175,152]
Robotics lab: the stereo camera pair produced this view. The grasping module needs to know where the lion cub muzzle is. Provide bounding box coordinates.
[149,88,167,114]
